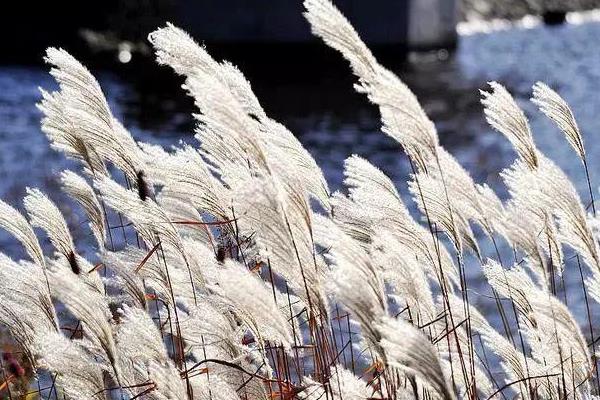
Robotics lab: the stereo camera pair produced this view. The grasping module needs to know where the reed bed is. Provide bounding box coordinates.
[0,0,599,399]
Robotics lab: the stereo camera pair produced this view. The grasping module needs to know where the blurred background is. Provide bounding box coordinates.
[2,0,600,312]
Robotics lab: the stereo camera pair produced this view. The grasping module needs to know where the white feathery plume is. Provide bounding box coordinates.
[535,157,600,272]
[0,198,46,267]
[106,119,147,183]
[179,301,268,399]
[263,151,325,280]
[8,13,600,400]
[377,316,454,400]
[190,376,242,400]
[532,82,585,160]
[449,294,532,393]
[483,260,553,394]
[141,142,232,220]
[530,294,592,392]
[157,195,216,249]
[433,297,495,398]
[305,0,486,257]
[181,238,222,290]
[37,89,107,176]
[430,148,505,239]
[518,152,600,280]
[344,155,401,210]
[43,48,108,120]
[303,0,377,83]
[586,271,600,310]
[0,255,58,362]
[586,215,600,302]
[148,23,219,77]
[371,232,436,324]
[23,188,105,290]
[95,177,201,306]
[480,260,561,397]
[149,23,265,119]
[476,183,506,236]
[179,300,242,361]
[218,60,267,120]
[406,144,506,258]
[527,300,592,398]
[328,366,370,400]
[24,187,74,258]
[304,0,438,170]
[108,245,190,311]
[33,332,108,399]
[482,260,536,324]
[116,246,172,306]
[313,214,386,356]
[150,27,333,288]
[136,142,169,183]
[500,200,554,282]
[500,158,564,279]
[481,82,539,169]
[545,215,564,275]
[260,118,331,210]
[43,48,145,182]
[297,378,327,400]
[483,260,592,396]
[188,70,270,189]
[503,155,600,277]
[48,260,121,383]
[23,187,85,276]
[95,177,185,258]
[234,173,326,317]
[329,190,374,246]
[150,24,330,210]
[409,171,480,256]
[210,260,293,349]
[151,248,197,306]
[152,32,270,191]
[339,155,459,288]
[143,360,189,400]
[61,170,107,249]
[116,305,187,399]
[440,357,494,400]
[102,250,148,309]
[116,304,168,367]
[303,0,486,298]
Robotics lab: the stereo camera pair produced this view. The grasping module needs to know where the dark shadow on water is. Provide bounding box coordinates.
[107,42,473,145]
[98,43,393,135]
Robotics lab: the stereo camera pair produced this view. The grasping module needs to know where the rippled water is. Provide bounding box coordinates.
[2,18,600,324]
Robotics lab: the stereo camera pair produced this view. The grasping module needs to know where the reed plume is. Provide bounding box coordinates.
[1,1,599,399]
